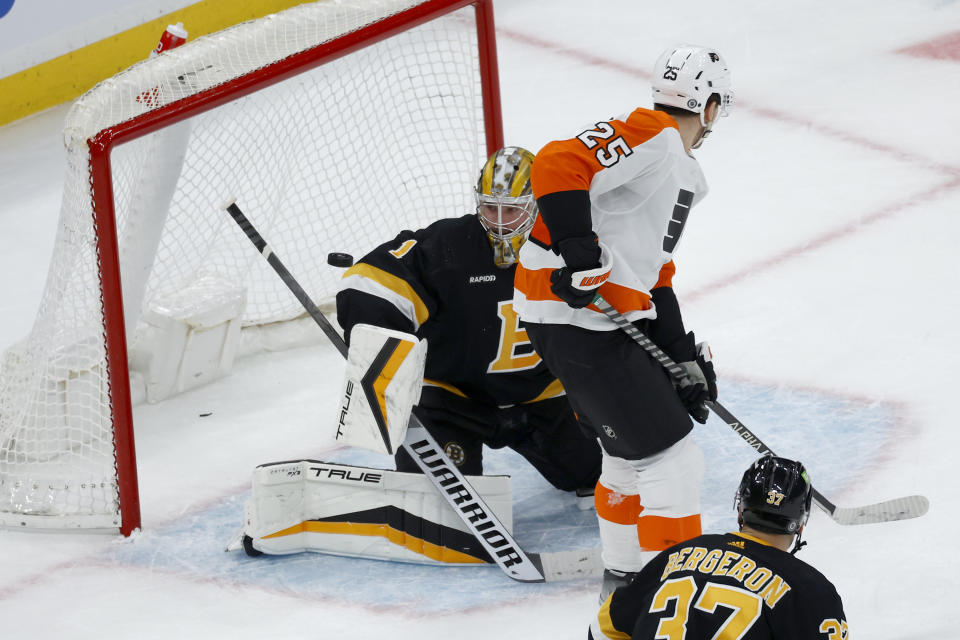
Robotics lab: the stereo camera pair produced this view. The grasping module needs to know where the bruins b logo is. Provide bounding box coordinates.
[444,442,466,466]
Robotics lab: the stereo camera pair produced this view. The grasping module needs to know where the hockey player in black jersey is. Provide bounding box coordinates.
[336,146,601,495]
[589,456,849,639]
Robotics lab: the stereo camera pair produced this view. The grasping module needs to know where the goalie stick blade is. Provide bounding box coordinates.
[825,494,930,526]
[223,528,244,552]
[535,548,603,581]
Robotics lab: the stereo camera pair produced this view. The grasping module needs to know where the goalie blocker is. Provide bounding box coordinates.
[336,323,426,455]
[243,460,512,565]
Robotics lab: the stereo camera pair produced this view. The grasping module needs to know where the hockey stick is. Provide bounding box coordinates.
[224,200,601,581]
[591,293,929,526]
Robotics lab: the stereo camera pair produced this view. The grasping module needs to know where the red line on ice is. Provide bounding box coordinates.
[499,27,960,298]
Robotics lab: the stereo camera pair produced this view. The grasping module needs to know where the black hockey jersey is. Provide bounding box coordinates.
[590,532,849,640]
[336,215,564,407]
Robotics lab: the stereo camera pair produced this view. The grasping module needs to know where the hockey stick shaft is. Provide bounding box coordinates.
[591,298,776,456]
[225,201,599,581]
[592,294,928,525]
[225,202,347,358]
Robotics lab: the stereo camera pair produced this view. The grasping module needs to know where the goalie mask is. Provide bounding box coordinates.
[476,146,538,268]
[651,44,734,148]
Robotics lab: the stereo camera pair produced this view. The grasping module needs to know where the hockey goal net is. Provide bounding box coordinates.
[0,0,501,535]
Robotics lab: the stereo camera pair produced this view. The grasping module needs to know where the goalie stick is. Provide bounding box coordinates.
[591,293,929,526]
[224,200,601,582]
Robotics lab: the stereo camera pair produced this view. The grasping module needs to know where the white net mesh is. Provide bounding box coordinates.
[0,0,488,530]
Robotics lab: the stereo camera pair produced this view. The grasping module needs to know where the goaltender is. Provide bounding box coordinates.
[336,146,601,497]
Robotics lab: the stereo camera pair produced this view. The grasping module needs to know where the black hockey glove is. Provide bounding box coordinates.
[490,405,534,448]
[550,268,598,308]
[549,235,610,309]
[676,341,717,424]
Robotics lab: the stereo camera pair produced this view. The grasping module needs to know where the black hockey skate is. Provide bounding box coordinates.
[599,568,638,604]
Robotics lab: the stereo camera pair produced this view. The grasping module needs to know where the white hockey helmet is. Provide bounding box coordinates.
[651,44,734,127]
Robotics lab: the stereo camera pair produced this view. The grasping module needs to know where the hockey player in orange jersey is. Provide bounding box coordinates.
[513,44,734,600]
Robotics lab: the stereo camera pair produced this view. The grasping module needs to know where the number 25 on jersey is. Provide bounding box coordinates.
[577,122,634,168]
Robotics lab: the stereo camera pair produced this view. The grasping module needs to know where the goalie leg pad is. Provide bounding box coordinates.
[243,460,512,565]
[334,323,426,455]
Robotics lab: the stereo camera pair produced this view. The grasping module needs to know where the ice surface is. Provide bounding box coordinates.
[1,1,959,637]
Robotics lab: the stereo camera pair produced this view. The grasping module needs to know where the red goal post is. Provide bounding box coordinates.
[0,0,502,536]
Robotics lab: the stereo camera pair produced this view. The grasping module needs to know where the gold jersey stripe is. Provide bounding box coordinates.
[423,378,468,398]
[343,262,430,326]
[595,595,631,640]
[423,377,565,403]
[522,377,565,403]
[731,531,775,547]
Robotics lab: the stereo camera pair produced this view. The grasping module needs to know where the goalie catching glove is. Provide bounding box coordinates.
[676,340,717,424]
[335,324,426,454]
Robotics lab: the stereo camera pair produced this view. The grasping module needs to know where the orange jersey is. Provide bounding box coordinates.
[514,107,708,330]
